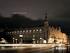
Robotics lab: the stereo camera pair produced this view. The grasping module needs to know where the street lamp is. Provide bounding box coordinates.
[15,39,18,44]
[13,38,15,44]
[19,35,23,43]
[32,35,36,44]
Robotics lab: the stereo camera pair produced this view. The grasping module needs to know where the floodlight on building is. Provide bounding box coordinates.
[19,35,23,38]
[43,40,47,44]
[48,38,54,43]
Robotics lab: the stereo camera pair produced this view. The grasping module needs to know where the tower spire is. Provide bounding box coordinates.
[43,12,49,43]
[44,12,48,21]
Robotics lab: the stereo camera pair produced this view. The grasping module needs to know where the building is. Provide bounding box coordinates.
[7,13,49,44]
[7,13,68,44]
[48,26,67,44]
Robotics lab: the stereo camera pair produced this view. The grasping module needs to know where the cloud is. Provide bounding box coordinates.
[12,12,27,15]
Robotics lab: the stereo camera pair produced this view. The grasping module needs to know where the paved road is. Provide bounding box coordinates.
[0,46,69,53]
[0,44,69,53]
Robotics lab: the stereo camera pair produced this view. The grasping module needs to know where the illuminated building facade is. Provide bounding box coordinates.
[7,13,49,44]
[48,26,68,44]
[7,13,68,44]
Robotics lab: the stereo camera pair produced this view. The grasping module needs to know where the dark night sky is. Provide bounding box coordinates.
[0,0,70,35]
[0,0,64,20]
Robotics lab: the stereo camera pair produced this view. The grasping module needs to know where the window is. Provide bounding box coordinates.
[33,29,35,32]
[16,31,19,34]
[33,35,35,37]
[23,30,25,32]
[10,32,12,34]
[14,31,17,33]
[36,29,38,31]
[8,32,10,34]
[29,30,32,32]
[39,29,42,32]
[26,30,28,32]
[20,30,22,32]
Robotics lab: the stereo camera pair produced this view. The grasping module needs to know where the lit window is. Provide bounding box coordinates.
[23,30,25,32]
[36,29,38,31]
[32,38,35,40]
[8,32,9,34]
[40,38,42,40]
[9,32,11,34]
[26,30,28,32]
[29,30,32,32]
[20,32,22,34]
[12,32,14,34]
[19,35,23,38]
[33,29,35,32]
[20,30,22,32]
[17,31,19,33]
[33,35,35,37]
[14,31,16,33]
[39,29,42,32]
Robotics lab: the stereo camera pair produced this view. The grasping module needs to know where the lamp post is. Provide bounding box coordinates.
[15,39,18,44]
[19,35,23,43]
[40,38,43,44]
[32,35,35,44]
[13,38,15,44]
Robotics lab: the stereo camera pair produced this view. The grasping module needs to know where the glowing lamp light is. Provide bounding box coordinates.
[43,40,47,44]
[19,35,23,43]
[19,35,23,38]
[40,38,42,40]
[13,38,15,40]
[32,38,35,40]
[48,38,54,43]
